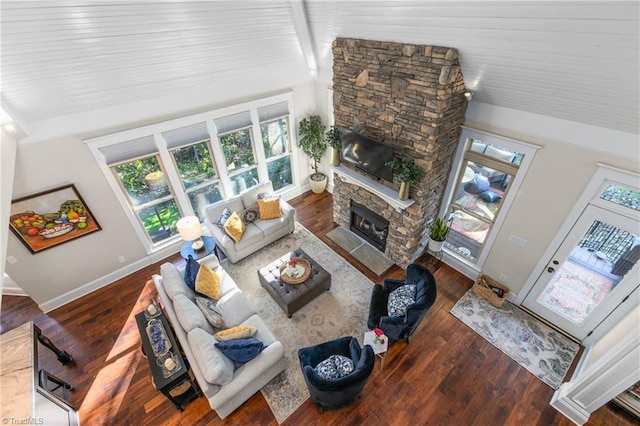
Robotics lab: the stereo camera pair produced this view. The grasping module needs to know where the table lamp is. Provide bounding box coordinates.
[176,216,204,251]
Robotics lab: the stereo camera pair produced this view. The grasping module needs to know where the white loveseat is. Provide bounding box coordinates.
[203,181,295,263]
[152,255,285,418]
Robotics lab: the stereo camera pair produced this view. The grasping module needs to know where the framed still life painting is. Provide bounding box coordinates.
[9,184,101,254]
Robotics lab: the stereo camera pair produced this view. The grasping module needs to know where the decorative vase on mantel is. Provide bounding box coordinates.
[332,149,341,166]
[398,181,410,201]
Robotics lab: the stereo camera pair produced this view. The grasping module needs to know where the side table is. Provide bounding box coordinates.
[364,330,389,371]
[180,235,216,260]
[135,309,202,411]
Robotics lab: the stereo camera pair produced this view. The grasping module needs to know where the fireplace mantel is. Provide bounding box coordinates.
[332,165,414,211]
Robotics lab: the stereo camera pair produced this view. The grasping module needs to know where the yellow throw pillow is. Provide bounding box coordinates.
[224,212,246,243]
[196,265,221,300]
[214,325,258,341]
[257,198,281,220]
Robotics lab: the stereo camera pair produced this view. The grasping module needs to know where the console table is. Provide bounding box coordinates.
[135,309,202,411]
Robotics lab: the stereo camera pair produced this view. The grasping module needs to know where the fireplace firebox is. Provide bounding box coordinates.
[350,201,389,252]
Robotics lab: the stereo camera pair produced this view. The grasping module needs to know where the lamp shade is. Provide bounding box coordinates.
[176,216,202,241]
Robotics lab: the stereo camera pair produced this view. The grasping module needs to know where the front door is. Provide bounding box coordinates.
[522,205,640,341]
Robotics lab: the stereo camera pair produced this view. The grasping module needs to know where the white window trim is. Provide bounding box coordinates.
[86,92,298,254]
[440,126,540,278]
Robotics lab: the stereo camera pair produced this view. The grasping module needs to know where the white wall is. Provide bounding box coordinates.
[1,128,19,308]
[5,82,318,311]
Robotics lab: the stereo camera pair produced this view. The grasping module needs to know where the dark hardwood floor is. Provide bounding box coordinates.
[2,191,636,425]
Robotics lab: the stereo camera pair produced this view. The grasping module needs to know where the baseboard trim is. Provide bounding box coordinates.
[2,286,28,296]
[38,257,152,313]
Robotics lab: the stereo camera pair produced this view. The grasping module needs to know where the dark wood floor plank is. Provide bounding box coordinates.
[2,190,636,425]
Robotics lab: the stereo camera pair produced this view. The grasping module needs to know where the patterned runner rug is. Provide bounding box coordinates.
[222,222,374,423]
[450,289,580,389]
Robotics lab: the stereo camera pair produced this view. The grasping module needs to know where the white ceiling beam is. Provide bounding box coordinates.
[290,0,317,77]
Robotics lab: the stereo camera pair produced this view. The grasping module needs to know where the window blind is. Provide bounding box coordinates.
[214,111,252,134]
[99,135,157,165]
[162,122,210,149]
[257,101,289,122]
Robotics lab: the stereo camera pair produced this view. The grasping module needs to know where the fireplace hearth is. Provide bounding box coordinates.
[350,201,389,252]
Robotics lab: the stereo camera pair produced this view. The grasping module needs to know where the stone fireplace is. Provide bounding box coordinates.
[332,38,468,267]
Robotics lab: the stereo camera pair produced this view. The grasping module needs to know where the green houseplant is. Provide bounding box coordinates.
[298,115,329,193]
[428,216,451,252]
[326,125,342,166]
[388,156,426,200]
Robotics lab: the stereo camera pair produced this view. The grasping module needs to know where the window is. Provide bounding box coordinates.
[164,123,222,221]
[113,155,181,244]
[89,94,297,252]
[261,117,292,191]
[215,111,259,195]
[441,128,537,268]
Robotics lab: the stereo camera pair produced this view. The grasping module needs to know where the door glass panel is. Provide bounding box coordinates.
[445,210,491,260]
[600,184,640,211]
[536,220,639,324]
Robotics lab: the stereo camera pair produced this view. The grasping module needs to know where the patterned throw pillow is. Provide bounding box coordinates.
[387,284,416,317]
[240,205,260,225]
[215,338,264,363]
[184,255,221,300]
[215,207,232,228]
[223,212,246,242]
[257,192,279,201]
[257,198,281,220]
[314,354,355,380]
[195,296,226,329]
[214,325,258,341]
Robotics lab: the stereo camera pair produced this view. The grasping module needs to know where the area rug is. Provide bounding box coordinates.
[326,226,394,276]
[450,289,579,389]
[222,223,374,423]
[536,260,614,324]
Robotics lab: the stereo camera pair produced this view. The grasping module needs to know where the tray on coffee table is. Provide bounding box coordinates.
[279,257,311,284]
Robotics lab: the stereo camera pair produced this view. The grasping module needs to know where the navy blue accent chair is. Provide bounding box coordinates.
[367,263,437,343]
[298,336,375,411]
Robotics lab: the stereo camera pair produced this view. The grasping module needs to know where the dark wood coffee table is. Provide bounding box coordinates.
[257,247,331,318]
[135,309,202,411]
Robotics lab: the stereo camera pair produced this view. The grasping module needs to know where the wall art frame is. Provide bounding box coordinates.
[9,184,101,254]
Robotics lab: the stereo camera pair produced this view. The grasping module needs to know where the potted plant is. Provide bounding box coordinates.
[326,125,342,166]
[387,156,426,200]
[428,216,451,252]
[298,115,329,193]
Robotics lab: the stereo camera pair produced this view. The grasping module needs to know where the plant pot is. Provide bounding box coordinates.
[309,173,328,194]
[428,238,446,252]
[398,182,410,201]
[332,149,341,166]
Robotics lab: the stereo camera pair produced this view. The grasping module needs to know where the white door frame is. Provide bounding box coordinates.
[516,163,640,346]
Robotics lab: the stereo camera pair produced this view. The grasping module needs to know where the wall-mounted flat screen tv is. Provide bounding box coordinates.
[340,131,394,182]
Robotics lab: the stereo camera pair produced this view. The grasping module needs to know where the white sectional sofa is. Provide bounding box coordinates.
[203,181,295,263]
[152,255,286,418]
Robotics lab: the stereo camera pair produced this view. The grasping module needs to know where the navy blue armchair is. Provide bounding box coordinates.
[367,263,437,343]
[298,336,375,411]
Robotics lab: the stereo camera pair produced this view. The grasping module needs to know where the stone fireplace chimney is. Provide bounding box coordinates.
[332,38,468,268]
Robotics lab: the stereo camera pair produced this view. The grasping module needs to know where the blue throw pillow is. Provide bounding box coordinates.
[314,354,354,380]
[215,338,264,363]
[480,190,502,203]
[464,174,490,194]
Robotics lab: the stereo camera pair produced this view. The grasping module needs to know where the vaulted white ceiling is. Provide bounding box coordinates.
[1,1,638,140]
